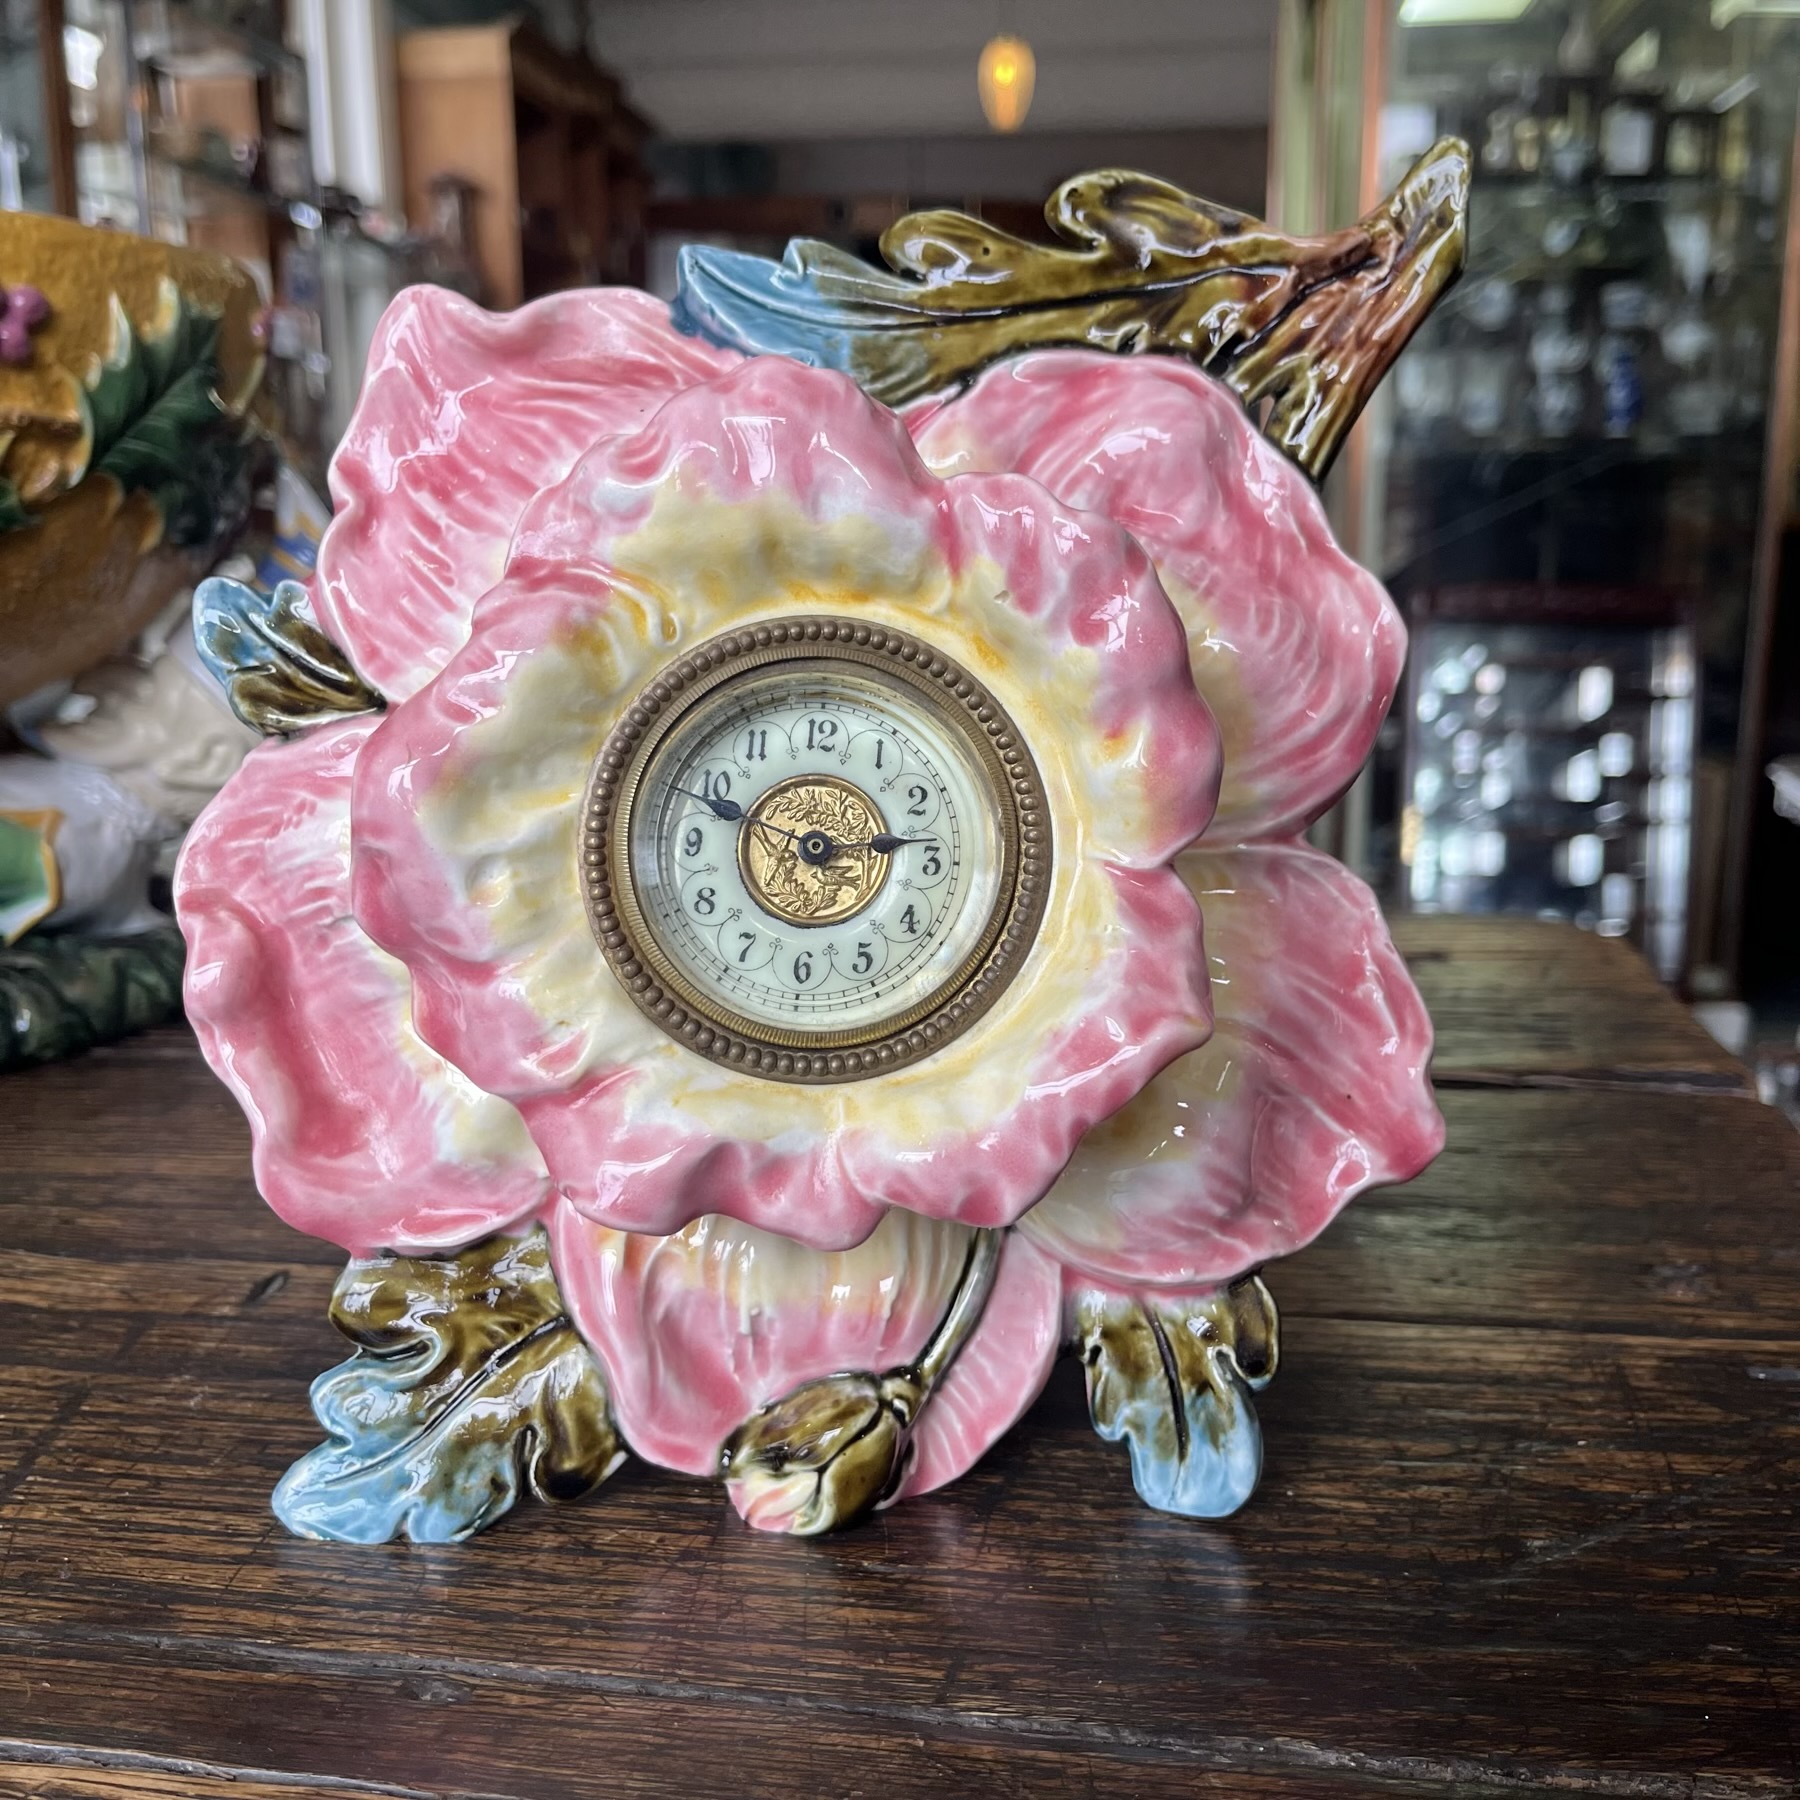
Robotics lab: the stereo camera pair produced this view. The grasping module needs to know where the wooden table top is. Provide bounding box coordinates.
[1,915,1794,1800]
[1388,914,1758,1096]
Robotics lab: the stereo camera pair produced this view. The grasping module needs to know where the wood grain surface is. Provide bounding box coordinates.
[0,919,1793,1799]
[1390,915,1756,1095]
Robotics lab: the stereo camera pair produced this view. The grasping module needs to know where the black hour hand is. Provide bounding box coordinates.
[672,784,744,822]
[866,833,936,855]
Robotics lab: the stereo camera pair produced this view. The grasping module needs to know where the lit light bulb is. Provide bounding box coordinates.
[978,35,1035,133]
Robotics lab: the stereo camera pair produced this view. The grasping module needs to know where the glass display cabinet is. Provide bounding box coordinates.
[1404,586,1695,979]
[1271,0,1800,991]
[71,0,327,468]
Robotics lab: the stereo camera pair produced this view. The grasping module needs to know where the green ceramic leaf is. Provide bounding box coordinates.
[78,296,153,461]
[76,281,250,548]
[0,474,32,533]
[0,813,57,944]
[274,1230,625,1544]
[1075,1274,1279,1519]
[0,925,185,1071]
[675,139,1470,481]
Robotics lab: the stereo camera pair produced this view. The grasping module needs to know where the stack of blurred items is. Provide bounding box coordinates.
[0,210,315,1068]
[57,0,331,480]
[1402,584,1696,982]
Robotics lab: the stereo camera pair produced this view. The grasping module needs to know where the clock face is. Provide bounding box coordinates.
[582,620,1050,1083]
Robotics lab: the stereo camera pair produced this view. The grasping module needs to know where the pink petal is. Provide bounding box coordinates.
[493,856,1209,1252]
[911,353,1404,840]
[175,718,550,1255]
[489,355,1218,871]
[548,1204,1060,1489]
[349,357,1215,1247]
[1016,841,1443,1289]
[314,287,740,701]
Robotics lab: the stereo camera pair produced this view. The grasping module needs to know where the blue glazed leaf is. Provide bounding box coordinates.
[1075,1277,1279,1520]
[673,238,896,379]
[666,174,1273,404]
[193,576,383,736]
[274,1230,624,1545]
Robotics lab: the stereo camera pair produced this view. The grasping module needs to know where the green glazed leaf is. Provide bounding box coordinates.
[274,1230,625,1544]
[76,280,250,548]
[675,139,1470,482]
[0,812,57,944]
[0,926,185,1071]
[194,576,384,736]
[1075,1274,1279,1519]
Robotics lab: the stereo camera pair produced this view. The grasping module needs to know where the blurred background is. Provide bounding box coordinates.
[2,0,1797,1089]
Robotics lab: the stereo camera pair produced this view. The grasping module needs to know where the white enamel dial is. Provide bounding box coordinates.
[627,667,1001,1033]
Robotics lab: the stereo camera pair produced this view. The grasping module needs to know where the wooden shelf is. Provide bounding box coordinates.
[396,19,648,309]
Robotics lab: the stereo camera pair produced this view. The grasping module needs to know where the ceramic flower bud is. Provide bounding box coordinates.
[178,148,1465,1544]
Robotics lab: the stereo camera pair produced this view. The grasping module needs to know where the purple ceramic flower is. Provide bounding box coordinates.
[0,284,49,365]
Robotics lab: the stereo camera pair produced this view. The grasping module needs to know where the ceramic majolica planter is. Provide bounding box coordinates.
[0,212,263,708]
[178,144,1467,1542]
[0,212,263,1069]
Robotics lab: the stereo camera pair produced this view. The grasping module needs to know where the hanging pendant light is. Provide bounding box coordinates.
[978,34,1035,133]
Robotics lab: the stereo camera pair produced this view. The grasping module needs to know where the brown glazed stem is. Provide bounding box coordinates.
[885,137,1471,481]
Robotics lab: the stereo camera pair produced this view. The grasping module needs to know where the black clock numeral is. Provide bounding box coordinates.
[899,904,921,937]
[693,887,716,916]
[700,769,731,801]
[683,826,704,857]
[743,729,768,762]
[793,951,813,984]
[851,941,874,975]
[805,717,838,751]
[873,737,886,770]
[736,931,756,963]
[906,783,929,818]
[921,845,942,876]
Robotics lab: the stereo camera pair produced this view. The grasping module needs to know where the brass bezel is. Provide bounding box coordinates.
[579,616,1051,1085]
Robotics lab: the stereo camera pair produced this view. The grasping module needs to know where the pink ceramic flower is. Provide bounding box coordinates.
[177,285,1441,1536]
[346,338,1217,1243]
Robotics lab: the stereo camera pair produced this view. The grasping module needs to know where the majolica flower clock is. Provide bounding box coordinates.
[179,142,1468,1541]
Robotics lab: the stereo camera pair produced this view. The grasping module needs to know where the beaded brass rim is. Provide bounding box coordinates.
[579,616,1051,1084]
